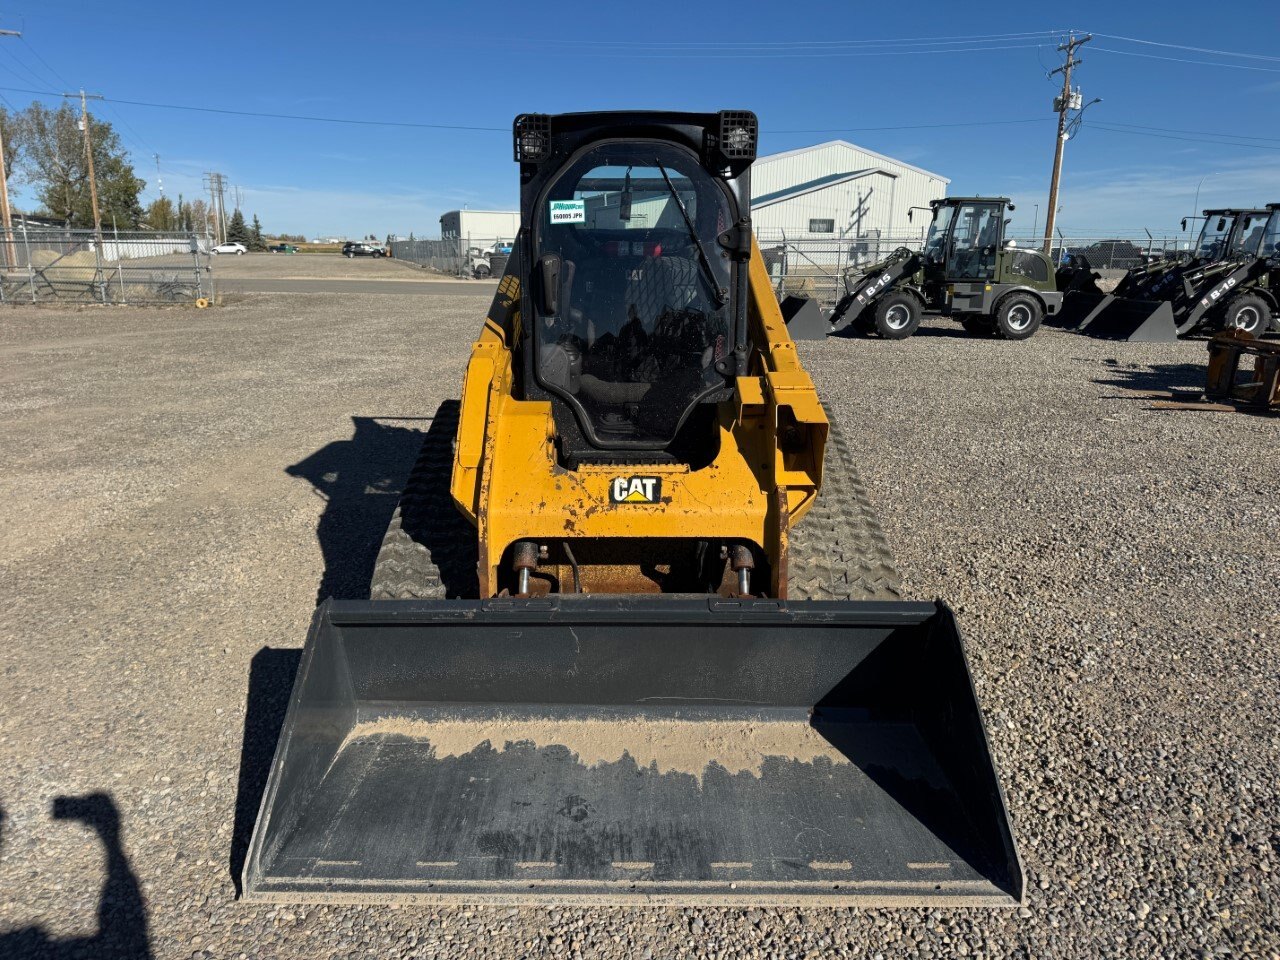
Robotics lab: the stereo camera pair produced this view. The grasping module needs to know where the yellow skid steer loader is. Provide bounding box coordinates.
[243,111,1022,906]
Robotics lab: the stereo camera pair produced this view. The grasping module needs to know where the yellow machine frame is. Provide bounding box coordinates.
[450,243,827,598]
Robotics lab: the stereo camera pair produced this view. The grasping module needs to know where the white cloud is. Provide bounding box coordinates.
[1004,155,1280,236]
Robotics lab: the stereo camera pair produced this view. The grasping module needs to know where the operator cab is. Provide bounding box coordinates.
[1193,209,1268,262]
[1194,212,1232,261]
[1263,205,1280,259]
[922,198,1012,282]
[511,111,757,459]
[1229,211,1268,259]
[534,143,733,447]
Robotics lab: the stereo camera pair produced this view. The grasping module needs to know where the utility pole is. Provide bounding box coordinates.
[218,176,227,241]
[1042,32,1091,254]
[63,90,106,250]
[0,27,22,267]
[203,172,227,243]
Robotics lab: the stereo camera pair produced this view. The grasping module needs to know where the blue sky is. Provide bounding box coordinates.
[1,0,1277,238]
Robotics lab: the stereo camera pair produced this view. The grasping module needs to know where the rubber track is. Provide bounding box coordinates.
[786,423,903,601]
[369,400,479,600]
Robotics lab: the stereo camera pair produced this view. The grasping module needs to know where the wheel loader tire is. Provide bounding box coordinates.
[788,423,902,601]
[992,292,1043,340]
[872,292,921,340]
[370,400,480,600]
[1220,293,1270,336]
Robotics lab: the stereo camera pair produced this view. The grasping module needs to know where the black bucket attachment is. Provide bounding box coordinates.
[1078,297,1180,342]
[780,295,829,341]
[1053,292,1110,330]
[243,597,1023,906]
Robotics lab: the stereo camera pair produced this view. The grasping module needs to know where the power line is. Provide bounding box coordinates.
[0,84,1060,138]
[1088,123,1280,151]
[509,31,1059,49]
[768,118,1050,133]
[1098,120,1280,143]
[0,42,48,88]
[1090,32,1280,63]
[18,35,73,85]
[505,30,1065,49]
[527,42,1056,60]
[0,84,508,129]
[0,81,1267,152]
[0,56,44,90]
[14,35,158,160]
[1092,46,1280,72]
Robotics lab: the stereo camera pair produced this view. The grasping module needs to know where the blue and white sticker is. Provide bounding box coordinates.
[549,199,585,224]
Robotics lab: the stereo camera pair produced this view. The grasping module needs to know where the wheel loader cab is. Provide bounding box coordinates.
[1229,212,1267,259]
[1195,215,1232,261]
[925,198,1007,282]
[1263,206,1280,258]
[946,201,1003,281]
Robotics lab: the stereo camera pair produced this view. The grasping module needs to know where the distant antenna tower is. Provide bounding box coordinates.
[154,154,163,196]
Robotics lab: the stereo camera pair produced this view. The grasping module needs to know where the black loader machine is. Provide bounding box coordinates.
[828,197,1062,340]
[1063,207,1278,341]
[244,111,1022,906]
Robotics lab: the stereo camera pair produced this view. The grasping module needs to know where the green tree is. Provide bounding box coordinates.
[0,106,20,184]
[225,208,249,244]
[17,102,145,228]
[250,213,265,251]
[183,198,212,235]
[144,196,175,231]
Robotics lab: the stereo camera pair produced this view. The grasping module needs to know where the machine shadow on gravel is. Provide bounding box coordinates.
[0,794,152,959]
[229,647,301,896]
[229,406,455,892]
[829,322,972,340]
[285,414,434,602]
[1092,359,1206,396]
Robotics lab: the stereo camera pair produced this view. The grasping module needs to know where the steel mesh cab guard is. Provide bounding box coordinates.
[243,597,1023,906]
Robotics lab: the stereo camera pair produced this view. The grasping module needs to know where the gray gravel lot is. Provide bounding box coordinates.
[210,251,498,296]
[0,290,1277,959]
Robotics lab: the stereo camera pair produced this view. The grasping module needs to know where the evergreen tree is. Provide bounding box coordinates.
[225,208,249,244]
[250,214,265,251]
[143,196,175,231]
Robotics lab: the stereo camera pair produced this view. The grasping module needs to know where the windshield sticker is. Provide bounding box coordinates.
[549,199,586,224]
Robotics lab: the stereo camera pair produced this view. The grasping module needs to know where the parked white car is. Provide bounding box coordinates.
[212,242,247,255]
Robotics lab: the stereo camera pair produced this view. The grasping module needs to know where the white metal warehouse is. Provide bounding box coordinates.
[751,140,949,244]
[439,209,520,247]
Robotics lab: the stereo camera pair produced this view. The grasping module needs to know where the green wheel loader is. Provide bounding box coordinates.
[828,197,1062,341]
[1066,207,1276,341]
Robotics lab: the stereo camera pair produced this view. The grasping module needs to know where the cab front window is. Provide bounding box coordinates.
[532,141,734,447]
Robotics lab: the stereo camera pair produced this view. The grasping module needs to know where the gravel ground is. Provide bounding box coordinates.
[210,251,485,282]
[0,291,1277,959]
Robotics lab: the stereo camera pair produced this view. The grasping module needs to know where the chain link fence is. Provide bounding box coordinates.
[757,231,925,308]
[389,236,513,278]
[0,228,211,305]
[389,227,1192,307]
[759,231,1190,309]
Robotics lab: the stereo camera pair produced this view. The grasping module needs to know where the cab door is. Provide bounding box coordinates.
[945,203,1002,282]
